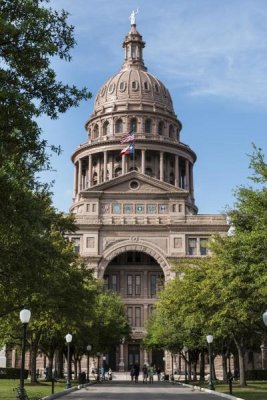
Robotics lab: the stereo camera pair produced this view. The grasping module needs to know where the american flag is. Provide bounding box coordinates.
[120,129,135,143]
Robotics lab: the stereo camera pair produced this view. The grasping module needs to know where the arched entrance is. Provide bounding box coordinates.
[102,250,165,371]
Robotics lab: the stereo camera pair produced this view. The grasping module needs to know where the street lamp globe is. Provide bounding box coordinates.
[65,333,72,343]
[87,344,92,352]
[263,311,267,326]
[206,335,214,344]
[20,309,31,324]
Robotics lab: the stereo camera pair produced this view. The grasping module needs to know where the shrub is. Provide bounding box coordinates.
[0,367,29,379]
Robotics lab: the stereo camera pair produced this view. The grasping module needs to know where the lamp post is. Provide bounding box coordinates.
[65,334,72,389]
[182,346,188,383]
[162,356,165,379]
[96,352,100,382]
[86,345,92,382]
[206,335,215,390]
[19,308,31,393]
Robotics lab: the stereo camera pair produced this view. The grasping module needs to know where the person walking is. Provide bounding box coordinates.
[133,363,140,383]
[148,364,154,384]
[130,365,135,382]
[142,364,148,383]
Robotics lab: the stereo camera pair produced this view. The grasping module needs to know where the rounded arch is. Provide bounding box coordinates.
[98,240,171,279]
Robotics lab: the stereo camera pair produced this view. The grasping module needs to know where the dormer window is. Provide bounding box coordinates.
[119,81,127,92]
[132,81,139,91]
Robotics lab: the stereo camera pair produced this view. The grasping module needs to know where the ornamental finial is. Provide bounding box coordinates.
[129,8,139,25]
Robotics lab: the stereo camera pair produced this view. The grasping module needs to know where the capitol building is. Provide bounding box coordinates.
[69,15,228,372]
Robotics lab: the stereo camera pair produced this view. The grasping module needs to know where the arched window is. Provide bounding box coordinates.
[130,118,137,133]
[103,121,110,136]
[115,167,122,177]
[93,124,99,139]
[169,124,174,138]
[158,121,164,135]
[145,119,151,134]
[115,119,123,133]
[170,172,175,185]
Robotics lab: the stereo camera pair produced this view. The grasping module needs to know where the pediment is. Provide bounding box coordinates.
[82,171,187,195]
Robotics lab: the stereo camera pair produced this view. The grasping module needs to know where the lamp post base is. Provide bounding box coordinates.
[208,382,215,390]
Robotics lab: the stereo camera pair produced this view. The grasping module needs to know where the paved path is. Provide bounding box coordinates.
[61,381,221,400]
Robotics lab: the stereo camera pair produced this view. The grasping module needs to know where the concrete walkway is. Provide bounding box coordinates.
[58,381,222,400]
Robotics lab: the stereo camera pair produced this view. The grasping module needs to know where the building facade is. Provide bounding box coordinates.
[69,17,228,373]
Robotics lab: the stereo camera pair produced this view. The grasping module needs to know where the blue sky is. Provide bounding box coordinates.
[40,0,267,214]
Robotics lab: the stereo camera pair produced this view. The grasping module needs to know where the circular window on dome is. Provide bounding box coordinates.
[129,180,140,190]
[100,86,106,96]
[108,83,115,94]
[131,81,139,91]
[119,81,127,92]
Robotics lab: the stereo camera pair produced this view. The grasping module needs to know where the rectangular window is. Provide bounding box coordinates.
[127,275,133,296]
[127,307,133,326]
[188,238,197,255]
[92,204,96,212]
[135,307,141,327]
[111,274,118,292]
[200,238,208,255]
[150,275,157,297]
[135,275,141,296]
[71,238,80,254]
[86,237,95,248]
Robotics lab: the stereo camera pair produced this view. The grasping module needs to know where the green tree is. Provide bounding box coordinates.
[0,0,91,316]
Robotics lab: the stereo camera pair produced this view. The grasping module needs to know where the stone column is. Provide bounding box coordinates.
[11,349,16,368]
[141,149,145,174]
[143,349,149,366]
[103,151,107,182]
[97,156,101,184]
[190,163,194,199]
[111,153,114,179]
[73,162,77,199]
[118,343,125,371]
[88,154,92,188]
[143,271,148,298]
[185,159,190,191]
[160,151,164,181]
[122,154,126,174]
[175,155,179,187]
[78,159,82,193]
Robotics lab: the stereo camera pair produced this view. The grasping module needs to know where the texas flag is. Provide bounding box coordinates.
[120,142,135,156]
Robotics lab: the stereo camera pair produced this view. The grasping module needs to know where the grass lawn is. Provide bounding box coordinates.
[0,379,70,399]
[188,380,267,400]
[214,381,267,400]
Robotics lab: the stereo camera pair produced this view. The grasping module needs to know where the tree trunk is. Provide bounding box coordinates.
[47,353,54,381]
[222,352,228,383]
[74,358,78,380]
[199,350,205,382]
[234,338,247,387]
[55,348,64,378]
[30,346,38,384]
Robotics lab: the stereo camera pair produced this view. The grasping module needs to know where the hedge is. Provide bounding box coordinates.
[0,367,29,379]
[245,369,267,380]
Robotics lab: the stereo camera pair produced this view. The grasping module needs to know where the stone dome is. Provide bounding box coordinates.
[92,24,175,117]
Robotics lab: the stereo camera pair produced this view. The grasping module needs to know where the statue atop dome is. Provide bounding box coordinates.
[129,8,139,25]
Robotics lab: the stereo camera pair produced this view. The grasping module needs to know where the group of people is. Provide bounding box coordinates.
[130,364,162,383]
